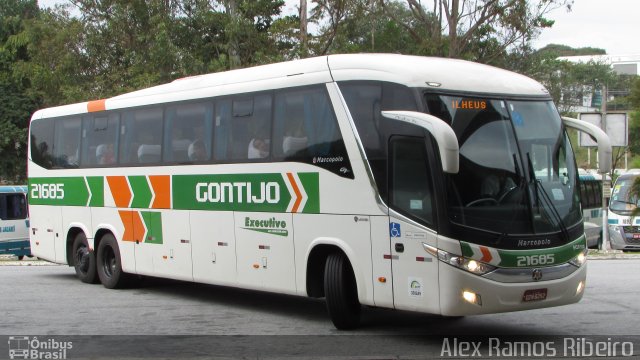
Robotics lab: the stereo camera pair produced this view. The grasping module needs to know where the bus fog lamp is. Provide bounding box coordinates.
[463,291,482,306]
[576,281,585,295]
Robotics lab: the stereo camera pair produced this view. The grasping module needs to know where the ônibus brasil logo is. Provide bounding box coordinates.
[8,336,72,360]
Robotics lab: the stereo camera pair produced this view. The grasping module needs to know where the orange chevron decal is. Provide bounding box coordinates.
[286,172,302,213]
[149,175,170,209]
[119,210,145,242]
[480,246,493,263]
[107,176,131,208]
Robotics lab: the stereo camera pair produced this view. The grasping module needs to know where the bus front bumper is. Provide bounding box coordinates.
[438,261,587,316]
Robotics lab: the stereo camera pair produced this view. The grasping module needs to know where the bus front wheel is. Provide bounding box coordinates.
[324,252,361,330]
[97,234,128,289]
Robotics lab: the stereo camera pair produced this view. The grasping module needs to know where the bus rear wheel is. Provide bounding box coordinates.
[324,252,361,330]
[73,232,98,284]
[97,234,128,289]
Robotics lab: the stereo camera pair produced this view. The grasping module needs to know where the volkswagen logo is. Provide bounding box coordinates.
[532,269,543,281]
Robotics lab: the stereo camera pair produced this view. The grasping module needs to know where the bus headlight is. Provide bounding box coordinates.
[423,243,496,275]
[569,249,588,268]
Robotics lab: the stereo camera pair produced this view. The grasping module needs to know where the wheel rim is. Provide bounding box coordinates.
[102,246,116,278]
[75,245,90,274]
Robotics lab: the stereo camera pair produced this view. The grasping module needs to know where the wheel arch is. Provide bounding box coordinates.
[305,239,362,299]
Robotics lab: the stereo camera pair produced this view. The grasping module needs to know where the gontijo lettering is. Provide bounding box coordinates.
[196,181,280,204]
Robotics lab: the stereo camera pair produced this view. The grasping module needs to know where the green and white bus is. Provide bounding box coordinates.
[28,54,611,329]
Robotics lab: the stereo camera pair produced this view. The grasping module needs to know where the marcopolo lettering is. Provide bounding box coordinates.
[196,181,280,204]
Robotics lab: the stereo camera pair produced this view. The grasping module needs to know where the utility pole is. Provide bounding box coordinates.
[600,84,609,251]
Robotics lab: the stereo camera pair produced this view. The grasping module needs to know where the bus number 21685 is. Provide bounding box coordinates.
[516,254,555,267]
[30,183,65,200]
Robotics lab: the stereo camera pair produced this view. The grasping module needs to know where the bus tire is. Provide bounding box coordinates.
[72,232,98,284]
[97,233,128,289]
[324,252,361,330]
[18,255,24,261]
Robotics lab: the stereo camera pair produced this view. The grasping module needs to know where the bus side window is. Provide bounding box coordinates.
[82,114,120,166]
[225,94,272,161]
[53,117,82,168]
[0,193,27,220]
[214,99,232,161]
[164,102,213,163]
[120,107,163,164]
[389,137,435,227]
[273,85,352,177]
[30,118,55,169]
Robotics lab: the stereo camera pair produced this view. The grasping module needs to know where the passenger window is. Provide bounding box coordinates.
[53,117,82,168]
[339,81,419,190]
[82,113,119,166]
[273,86,352,178]
[0,193,27,220]
[214,94,272,161]
[30,118,55,169]
[389,137,435,226]
[164,102,213,163]
[120,107,163,164]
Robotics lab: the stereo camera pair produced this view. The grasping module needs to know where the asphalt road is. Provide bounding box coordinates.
[1,259,639,358]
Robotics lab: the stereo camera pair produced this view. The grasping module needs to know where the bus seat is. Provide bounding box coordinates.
[137,144,161,163]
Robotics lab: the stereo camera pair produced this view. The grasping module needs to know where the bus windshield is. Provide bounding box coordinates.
[425,94,581,244]
[610,176,640,215]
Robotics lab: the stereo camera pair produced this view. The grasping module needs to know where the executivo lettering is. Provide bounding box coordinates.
[243,216,289,236]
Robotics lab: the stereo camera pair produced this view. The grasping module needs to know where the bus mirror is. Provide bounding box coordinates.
[382,111,459,174]
[562,117,612,174]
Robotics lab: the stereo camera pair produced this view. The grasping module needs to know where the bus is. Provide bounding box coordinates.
[0,186,30,260]
[28,54,612,329]
[608,169,640,252]
[578,171,606,248]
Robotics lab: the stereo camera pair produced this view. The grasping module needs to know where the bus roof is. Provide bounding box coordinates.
[0,186,27,193]
[31,54,549,120]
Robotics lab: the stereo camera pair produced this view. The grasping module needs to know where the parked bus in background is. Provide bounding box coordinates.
[0,186,30,260]
[578,171,606,248]
[28,54,611,329]
[608,169,640,252]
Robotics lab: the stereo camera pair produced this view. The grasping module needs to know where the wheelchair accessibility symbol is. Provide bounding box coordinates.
[390,222,401,238]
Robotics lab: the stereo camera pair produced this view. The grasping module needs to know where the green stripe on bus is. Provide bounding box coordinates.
[460,236,586,268]
[129,176,152,208]
[87,176,104,207]
[141,211,163,244]
[171,172,320,213]
[29,177,89,206]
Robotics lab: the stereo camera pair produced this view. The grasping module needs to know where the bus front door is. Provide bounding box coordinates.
[387,136,440,313]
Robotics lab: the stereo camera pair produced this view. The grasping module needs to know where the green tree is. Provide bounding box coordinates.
[0,0,42,183]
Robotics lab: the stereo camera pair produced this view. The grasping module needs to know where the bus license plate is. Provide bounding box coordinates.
[522,288,547,302]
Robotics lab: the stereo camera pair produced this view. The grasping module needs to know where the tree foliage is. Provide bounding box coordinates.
[1,0,638,183]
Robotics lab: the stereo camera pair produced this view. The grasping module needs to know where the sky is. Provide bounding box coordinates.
[533,0,640,55]
[39,0,640,56]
